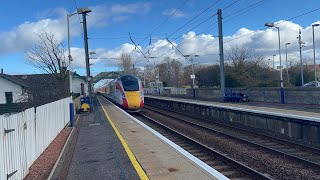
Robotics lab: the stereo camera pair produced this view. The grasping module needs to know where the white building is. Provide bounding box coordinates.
[72,72,88,96]
[147,81,163,94]
[0,73,28,104]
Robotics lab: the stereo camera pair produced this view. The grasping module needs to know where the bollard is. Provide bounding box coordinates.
[70,102,74,127]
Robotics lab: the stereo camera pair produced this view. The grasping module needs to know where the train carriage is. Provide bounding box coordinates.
[99,75,144,112]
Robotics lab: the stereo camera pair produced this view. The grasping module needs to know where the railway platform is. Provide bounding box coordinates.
[144,95,320,146]
[51,95,227,179]
[145,95,320,122]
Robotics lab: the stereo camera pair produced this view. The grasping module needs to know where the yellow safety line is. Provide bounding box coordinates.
[97,97,149,180]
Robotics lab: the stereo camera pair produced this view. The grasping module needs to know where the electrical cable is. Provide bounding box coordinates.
[137,0,190,46]
[193,6,320,56]
[73,0,84,37]
[222,0,241,11]
[167,0,221,38]
[223,0,270,24]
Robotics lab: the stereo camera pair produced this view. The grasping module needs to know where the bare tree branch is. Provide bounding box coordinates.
[25,31,67,80]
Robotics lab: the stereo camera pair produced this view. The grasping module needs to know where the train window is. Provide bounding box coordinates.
[121,75,139,91]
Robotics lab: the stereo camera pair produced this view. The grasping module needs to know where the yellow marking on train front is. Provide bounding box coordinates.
[97,96,149,180]
[125,91,140,109]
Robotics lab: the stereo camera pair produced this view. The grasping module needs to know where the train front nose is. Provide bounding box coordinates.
[125,91,141,109]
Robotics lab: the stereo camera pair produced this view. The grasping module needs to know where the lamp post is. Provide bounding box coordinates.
[67,12,79,127]
[285,42,291,84]
[265,22,284,104]
[312,24,320,86]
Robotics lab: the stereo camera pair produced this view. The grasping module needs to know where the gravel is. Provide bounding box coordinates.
[141,109,320,180]
[24,127,72,180]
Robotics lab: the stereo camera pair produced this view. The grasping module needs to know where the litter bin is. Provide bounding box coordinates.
[80,95,92,112]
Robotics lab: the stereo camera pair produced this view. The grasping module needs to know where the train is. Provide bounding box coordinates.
[97,75,144,112]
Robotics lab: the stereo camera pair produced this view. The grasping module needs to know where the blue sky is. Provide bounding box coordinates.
[1,0,320,76]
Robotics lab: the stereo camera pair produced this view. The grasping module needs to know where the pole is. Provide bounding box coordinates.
[82,13,91,97]
[298,29,304,86]
[285,44,290,84]
[217,9,225,100]
[191,58,195,86]
[191,57,196,98]
[313,26,317,86]
[143,69,146,87]
[158,68,160,94]
[67,14,74,127]
[277,27,284,104]
[272,55,275,69]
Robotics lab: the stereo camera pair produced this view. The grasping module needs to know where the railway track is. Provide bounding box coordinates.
[143,105,320,169]
[138,105,320,179]
[133,113,272,180]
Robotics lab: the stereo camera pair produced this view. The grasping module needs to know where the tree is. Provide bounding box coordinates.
[118,53,133,74]
[288,61,314,86]
[156,57,183,87]
[225,45,277,87]
[142,64,156,87]
[195,65,220,87]
[26,31,68,80]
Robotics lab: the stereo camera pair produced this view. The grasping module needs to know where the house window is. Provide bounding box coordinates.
[5,92,13,103]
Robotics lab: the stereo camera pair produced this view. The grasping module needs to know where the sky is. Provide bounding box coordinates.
[1,0,320,76]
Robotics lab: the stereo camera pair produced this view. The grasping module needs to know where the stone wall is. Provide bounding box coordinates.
[187,87,320,104]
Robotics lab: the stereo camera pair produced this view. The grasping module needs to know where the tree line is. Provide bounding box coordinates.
[120,46,317,88]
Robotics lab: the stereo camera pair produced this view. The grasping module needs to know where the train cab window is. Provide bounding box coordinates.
[121,75,139,91]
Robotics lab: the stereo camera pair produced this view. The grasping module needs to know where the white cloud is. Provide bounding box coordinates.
[4,5,319,72]
[0,2,151,56]
[111,2,151,14]
[140,20,320,67]
[0,18,65,54]
[162,8,186,18]
[74,20,320,69]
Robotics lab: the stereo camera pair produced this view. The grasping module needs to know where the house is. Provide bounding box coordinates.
[14,73,69,107]
[0,70,28,104]
[71,72,88,96]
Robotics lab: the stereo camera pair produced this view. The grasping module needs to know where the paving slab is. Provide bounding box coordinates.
[66,98,139,180]
[98,96,221,180]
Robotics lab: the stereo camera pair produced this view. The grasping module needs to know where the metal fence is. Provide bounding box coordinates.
[0,97,70,180]
[144,87,187,95]
[170,88,187,95]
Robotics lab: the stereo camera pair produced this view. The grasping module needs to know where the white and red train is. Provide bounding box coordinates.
[98,75,144,112]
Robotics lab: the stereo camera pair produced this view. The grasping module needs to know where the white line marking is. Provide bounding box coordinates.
[89,123,101,126]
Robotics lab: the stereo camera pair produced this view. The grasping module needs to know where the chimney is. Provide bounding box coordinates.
[1,68,3,74]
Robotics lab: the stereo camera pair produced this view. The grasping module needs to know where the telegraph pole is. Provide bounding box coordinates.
[217,9,225,99]
[79,8,92,96]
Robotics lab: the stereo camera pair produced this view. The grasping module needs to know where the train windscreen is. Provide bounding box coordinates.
[121,75,139,91]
